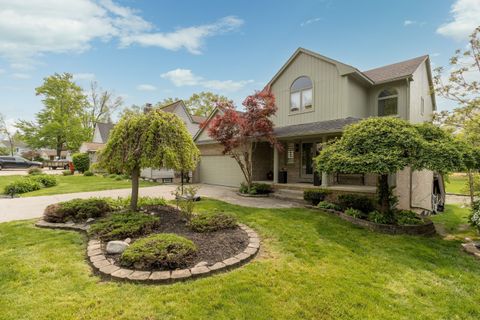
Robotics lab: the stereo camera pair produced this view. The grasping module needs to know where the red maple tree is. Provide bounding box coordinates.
[206,90,280,189]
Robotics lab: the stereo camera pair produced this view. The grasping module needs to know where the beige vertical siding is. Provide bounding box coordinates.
[270,52,353,127]
[409,61,434,124]
[347,77,370,118]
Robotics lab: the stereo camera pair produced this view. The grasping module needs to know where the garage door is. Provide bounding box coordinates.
[199,155,245,187]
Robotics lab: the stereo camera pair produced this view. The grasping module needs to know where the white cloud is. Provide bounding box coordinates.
[0,1,243,66]
[404,20,415,26]
[161,68,253,92]
[403,20,426,27]
[300,17,321,27]
[437,0,480,40]
[120,16,243,54]
[73,73,96,81]
[11,73,31,79]
[136,84,157,91]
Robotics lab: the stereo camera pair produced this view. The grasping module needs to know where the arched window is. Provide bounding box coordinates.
[290,76,313,112]
[378,88,398,116]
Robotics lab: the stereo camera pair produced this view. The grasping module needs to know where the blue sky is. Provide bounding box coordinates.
[0,0,479,126]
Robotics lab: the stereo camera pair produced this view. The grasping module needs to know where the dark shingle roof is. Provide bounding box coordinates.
[274,117,360,138]
[191,115,207,123]
[363,55,428,84]
[96,122,114,143]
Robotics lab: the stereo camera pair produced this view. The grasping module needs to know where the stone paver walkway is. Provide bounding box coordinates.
[0,184,299,223]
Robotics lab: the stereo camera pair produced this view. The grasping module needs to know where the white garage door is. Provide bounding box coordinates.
[199,155,245,187]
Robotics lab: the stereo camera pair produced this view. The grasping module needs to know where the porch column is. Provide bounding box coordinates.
[273,147,279,183]
[321,136,328,187]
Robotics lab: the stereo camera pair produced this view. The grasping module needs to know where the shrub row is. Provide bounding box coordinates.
[4,175,57,195]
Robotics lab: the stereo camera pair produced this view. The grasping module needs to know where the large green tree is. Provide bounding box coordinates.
[316,117,464,214]
[97,109,199,211]
[16,73,89,157]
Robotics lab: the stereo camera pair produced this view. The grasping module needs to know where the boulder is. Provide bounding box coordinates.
[106,241,129,254]
[124,238,132,244]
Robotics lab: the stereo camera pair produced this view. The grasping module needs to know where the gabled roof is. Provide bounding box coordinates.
[191,115,207,124]
[96,122,114,143]
[363,55,429,84]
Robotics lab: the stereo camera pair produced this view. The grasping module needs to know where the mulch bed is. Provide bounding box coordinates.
[105,205,250,271]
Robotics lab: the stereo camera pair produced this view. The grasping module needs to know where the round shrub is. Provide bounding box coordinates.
[43,198,115,223]
[83,170,94,176]
[337,194,375,213]
[120,233,197,269]
[188,211,237,232]
[304,189,331,205]
[88,212,161,241]
[4,179,42,195]
[28,167,43,175]
[72,153,90,173]
[62,170,72,176]
[31,175,57,187]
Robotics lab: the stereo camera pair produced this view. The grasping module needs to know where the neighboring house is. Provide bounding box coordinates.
[194,47,441,212]
[38,149,71,160]
[141,101,206,181]
[79,122,115,163]
[0,139,31,156]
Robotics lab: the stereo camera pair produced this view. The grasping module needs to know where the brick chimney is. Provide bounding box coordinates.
[143,103,153,114]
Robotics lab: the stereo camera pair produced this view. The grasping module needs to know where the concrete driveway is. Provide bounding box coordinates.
[0,168,63,176]
[0,184,299,223]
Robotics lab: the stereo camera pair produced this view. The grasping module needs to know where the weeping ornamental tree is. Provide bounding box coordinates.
[98,109,200,211]
[316,117,465,214]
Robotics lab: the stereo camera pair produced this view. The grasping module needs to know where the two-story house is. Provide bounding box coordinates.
[193,48,442,212]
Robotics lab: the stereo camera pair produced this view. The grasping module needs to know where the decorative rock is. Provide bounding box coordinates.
[128,271,151,281]
[86,218,95,223]
[88,240,100,246]
[111,268,134,279]
[208,262,226,271]
[171,269,191,279]
[248,242,260,249]
[106,240,129,254]
[190,266,210,276]
[194,261,208,268]
[149,271,171,281]
[124,238,132,244]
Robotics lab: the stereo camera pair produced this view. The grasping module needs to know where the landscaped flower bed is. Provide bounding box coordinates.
[35,197,260,283]
[308,194,436,236]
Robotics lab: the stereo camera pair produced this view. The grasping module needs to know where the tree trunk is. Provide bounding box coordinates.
[467,170,475,206]
[130,166,140,211]
[378,174,390,214]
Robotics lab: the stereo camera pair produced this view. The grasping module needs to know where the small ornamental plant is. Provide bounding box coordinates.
[188,211,237,232]
[120,233,197,269]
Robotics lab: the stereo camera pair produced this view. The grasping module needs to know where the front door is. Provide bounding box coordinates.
[301,142,315,179]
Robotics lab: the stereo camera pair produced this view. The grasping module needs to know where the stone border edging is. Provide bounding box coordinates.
[235,192,270,198]
[306,205,436,236]
[35,220,260,283]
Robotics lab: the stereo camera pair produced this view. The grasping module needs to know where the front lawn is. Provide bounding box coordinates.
[445,174,468,195]
[1,200,480,319]
[0,174,158,197]
[430,204,478,241]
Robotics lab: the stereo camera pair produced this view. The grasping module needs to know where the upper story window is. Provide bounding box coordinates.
[378,88,398,116]
[290,76,313,112]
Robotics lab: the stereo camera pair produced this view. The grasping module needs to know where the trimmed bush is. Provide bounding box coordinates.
[337,194,375,213]
[4,179,42,195]
[368,210,391,224]
[317,201,341,211]
[72,153,90,173]
[344,208,364,219]
[188,211,237,232]
[303,189,330,205]
[62,170,72,176]
[31,175,57,187]
[83,170,94,176]
[43,198,115,223]
[239,182,272,195]
[88,212,161,241]
[120,233,196,269]
[396,210,424,225]
[28,167,43,175]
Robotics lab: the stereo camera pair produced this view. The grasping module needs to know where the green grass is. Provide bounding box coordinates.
[0,174,158,197]
[445,174,468,195]
[1,200,480,319]
[430,204,478,240]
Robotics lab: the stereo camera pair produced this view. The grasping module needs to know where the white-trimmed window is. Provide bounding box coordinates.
[378,88,398,116]
[290,76,313,112]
